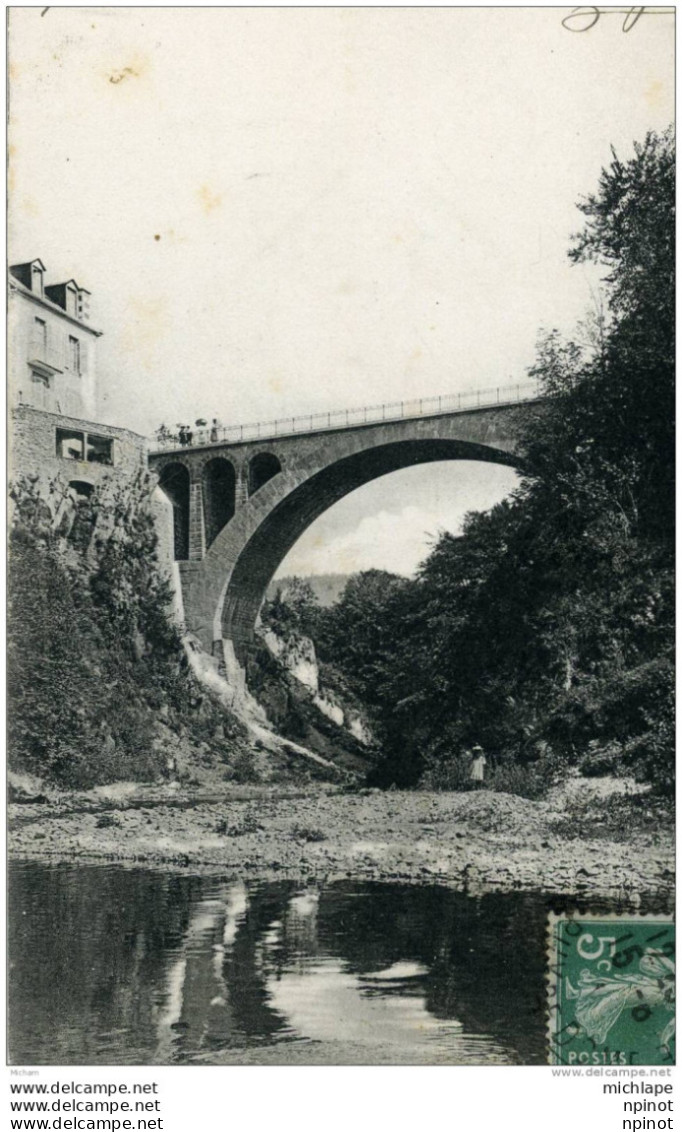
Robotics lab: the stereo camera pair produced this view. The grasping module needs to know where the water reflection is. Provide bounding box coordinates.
[8,862,671,1065]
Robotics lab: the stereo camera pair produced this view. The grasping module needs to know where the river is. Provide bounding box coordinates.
[8,860,671,1065]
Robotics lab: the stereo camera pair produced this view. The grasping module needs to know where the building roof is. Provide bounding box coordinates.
[46,278,92,295]
[9,274,102,336]
[10,258,46,273]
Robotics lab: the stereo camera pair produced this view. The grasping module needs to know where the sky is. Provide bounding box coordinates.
[8,6,674,577]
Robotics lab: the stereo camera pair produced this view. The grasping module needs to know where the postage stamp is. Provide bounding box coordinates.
[547,914,675,1066]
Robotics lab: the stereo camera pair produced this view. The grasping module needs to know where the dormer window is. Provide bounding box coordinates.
[44,278,86,318]
[9,258,46,293]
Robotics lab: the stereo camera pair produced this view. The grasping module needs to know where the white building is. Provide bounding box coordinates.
[9,258,100,420]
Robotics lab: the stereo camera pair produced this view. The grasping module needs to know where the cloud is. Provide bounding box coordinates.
[276,461,519,578]
[278,503,470,577]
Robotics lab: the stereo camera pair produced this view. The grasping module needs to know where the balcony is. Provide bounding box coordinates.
[28,336,64,381]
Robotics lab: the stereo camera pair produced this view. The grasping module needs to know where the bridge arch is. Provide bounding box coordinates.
[158,462,190,561]
[248,452,282,496]
[202,457,236,547]
[218,435,521,663]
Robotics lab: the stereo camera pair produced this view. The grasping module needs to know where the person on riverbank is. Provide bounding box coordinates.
[469,745,487,789]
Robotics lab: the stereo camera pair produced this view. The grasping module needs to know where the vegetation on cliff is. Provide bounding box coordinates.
[8,473,248,788]
[255,580,377,775]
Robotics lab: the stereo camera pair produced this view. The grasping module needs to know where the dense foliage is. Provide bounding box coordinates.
[8,473,245,788]
[261,577,322,639]
[271,129,674,795]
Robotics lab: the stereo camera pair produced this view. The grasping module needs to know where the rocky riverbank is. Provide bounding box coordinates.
[8,777,674,898]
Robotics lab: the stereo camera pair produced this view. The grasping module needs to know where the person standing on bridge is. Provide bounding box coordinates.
[469,745,487,789]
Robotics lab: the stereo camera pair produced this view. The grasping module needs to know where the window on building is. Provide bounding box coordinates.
[56,428,85,461]
[56,429,114,465]
[30,369,51,410]
[86,434,113,465]
[69,336,81,374]
[33,317,47,356]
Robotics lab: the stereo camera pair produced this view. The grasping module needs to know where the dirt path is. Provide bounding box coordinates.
[8,784,674,897]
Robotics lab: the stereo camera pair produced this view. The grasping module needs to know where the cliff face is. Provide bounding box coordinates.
[246,623,376,777]
[261,629,319,692]
[7,475,259,790]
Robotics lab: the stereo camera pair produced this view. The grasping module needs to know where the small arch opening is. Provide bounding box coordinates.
[64,481,96,548]
[203,457,236,546]
[248,452,281,496]
[68,480,94,498]
[158,462,190,561]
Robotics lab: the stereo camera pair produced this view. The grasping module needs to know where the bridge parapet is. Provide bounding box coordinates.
[150,380,540,453]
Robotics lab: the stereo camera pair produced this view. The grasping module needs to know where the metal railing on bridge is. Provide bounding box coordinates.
[149,379,541,452]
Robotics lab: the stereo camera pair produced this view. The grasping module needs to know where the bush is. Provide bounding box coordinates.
[291,823,327,842]
[486,761,547,801]
[419,746,563,799]
[95,813,122,829]
[230,749,261,784]
[579,740,625,778]
[419,755,474,792]
[215,810,262,836]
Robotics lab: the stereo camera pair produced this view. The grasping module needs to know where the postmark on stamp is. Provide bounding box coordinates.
[547,913,675,1066]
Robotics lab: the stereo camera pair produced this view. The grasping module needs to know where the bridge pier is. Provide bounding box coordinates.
[188,475,206,561]
[235,465,249,510]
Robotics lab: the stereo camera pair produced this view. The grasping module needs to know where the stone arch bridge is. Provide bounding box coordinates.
[148,385,540,665]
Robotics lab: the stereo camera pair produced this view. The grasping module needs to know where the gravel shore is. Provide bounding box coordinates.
[8,782,674,897]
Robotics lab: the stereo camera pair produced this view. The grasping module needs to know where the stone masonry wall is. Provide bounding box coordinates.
[10,404,179,622]
[10,405,147,489]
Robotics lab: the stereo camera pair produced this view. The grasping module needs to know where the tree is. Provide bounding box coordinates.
[261,577,320,638]
[315,570,409,709]
[567,127,675,539]
[308,129,674,794]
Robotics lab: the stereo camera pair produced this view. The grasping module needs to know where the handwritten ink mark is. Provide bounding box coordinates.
[40,7,50,16]
[562,6,674,33]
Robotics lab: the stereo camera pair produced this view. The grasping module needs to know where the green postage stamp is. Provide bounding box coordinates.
[547,914,675,1066]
